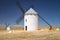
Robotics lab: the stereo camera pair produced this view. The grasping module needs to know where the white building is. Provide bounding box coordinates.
[24,8,38,31]
[7,25,11,31]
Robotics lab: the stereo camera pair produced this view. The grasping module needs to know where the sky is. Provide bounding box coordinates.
[0,0,60,26]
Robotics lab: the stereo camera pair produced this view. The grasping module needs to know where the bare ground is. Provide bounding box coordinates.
[0,30,60,40]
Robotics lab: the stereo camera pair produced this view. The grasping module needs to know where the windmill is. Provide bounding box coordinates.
[16,0,52,30]
[4,23,11,31]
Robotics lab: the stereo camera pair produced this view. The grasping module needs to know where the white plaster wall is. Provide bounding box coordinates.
[24,14,38,31]
[7,26,10,31]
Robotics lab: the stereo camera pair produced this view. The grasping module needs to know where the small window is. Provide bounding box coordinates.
[26,19,27,22]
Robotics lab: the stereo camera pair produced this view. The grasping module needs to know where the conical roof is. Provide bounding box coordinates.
[25,8,38,14]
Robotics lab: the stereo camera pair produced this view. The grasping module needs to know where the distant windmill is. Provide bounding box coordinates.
[4,23,11,31]
[16,0,52,30]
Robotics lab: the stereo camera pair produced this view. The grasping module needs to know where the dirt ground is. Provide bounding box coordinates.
[0,29,60,40]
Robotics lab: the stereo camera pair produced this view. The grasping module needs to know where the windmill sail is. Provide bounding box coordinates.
[16,15,24,24]
[16,0,25,14]
[38,15,52,30]
[16,0,25,24]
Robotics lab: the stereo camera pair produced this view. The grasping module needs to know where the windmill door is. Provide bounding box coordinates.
[25,26,27,30]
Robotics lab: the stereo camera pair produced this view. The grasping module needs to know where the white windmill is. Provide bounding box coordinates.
[5,23,11,33]
[24,8,38,31]
[16,0,52,31]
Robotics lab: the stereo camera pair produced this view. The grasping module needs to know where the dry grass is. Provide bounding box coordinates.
[0,26,60,40]
[0,30,60,40]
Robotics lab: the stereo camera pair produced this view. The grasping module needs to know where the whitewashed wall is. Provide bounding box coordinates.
[24,14,38,31]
